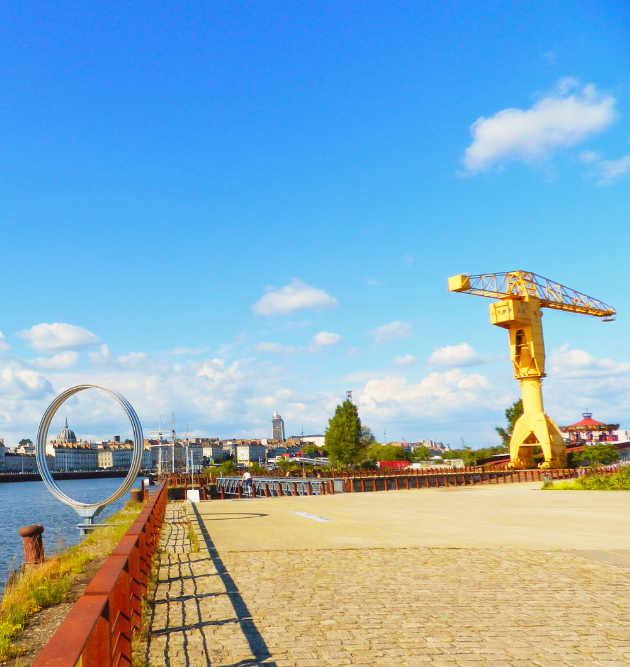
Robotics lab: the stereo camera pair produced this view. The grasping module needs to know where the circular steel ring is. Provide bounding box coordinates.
[35,385,144,511]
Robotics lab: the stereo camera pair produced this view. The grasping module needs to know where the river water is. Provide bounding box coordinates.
[0,476,144,594]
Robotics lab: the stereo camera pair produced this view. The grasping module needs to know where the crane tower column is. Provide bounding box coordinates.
[489,295,566,469]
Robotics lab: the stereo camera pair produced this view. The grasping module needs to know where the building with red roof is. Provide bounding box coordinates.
[559,413,620,444]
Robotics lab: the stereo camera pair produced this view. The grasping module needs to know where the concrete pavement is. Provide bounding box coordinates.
[193,482,630,552]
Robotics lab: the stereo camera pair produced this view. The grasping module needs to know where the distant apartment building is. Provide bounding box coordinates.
[305,435,325,449]
[4,453,40,472]
[95,443,155,470]
[236,443,267,465]
[0,440,4,469]
[47,444,99,472]
[202,444,226,461]
[291,435,325,449]
[272,412,285,442]
[412,440,449,454]
[43,421,157,472]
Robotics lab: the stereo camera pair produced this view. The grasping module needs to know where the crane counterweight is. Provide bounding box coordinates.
[448,270,615,470]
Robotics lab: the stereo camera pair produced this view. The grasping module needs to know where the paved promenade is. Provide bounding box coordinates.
[139,484,630,666]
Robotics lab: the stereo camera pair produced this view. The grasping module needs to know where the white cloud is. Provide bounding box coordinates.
[365,278,379,286]
[88,344,147,368]
[309,331,344,352]
[252,279,338,316]
[595,155,630,185]
[357,369,494,423]
[171,346,210,355]
[369,321,414,344]
[0,333,10,354]
[256,332,344,356]
[463,79,616,172]
[579,150,600,164]
[256,342,301,356]
[427,343,498,367]
[18,323,101,353]
[391,354,417,368]
[549,345,630,379]
[579,149,630,185]
[30,351,80,370]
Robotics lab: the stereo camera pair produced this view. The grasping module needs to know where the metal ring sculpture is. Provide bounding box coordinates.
[36,385,144,514]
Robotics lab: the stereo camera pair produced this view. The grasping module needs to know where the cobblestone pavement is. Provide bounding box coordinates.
[140,502,630,667]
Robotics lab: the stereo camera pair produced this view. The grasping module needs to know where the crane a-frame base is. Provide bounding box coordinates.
[509,388,567,470]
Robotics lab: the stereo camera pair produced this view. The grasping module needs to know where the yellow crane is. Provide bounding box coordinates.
[448,271,615,469]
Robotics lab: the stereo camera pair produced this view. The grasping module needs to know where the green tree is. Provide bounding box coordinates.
[18,438,32,447]
[574,443,619,466]
[495,399,523,446]
[277,458,300,474]
[412,446,431,462]
[360,426,377,450]
[220,460,237,475]
[442,445,507,466]
[301,443,327,457]
[325,399,366,467]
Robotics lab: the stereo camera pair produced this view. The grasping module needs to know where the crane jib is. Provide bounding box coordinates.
[448,271,615,319]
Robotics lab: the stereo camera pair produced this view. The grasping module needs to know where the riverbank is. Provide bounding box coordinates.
[0,499,145,662]
[0,477,146,597]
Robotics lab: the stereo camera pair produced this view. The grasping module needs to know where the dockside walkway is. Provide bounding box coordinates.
[139,483,630,666]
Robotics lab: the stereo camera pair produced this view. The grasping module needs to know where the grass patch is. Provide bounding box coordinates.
[187,521,200,553]
[542,466,630,491]
[0,500,145,661]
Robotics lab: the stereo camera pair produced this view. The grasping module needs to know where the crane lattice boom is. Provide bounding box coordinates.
[449,271,615,319]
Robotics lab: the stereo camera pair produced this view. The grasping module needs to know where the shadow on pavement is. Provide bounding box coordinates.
[192,504,277,667]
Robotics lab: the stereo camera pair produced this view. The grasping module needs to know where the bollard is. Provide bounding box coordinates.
[19,525,45,564]
[265,483,270,498]
[220,487,225,500]
[130,488,143,503]
[292,482,298,496]
[278,483,284,496]
[307,482,312,496]
[251,483,256,499]
[237,486,242,499]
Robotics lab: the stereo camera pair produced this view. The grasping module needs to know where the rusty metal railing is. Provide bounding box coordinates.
[33,480,168,667]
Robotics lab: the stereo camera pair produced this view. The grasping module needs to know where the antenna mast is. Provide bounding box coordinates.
[171,412,175,474]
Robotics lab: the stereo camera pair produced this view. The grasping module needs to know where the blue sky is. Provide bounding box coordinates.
[1,0,630,446]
